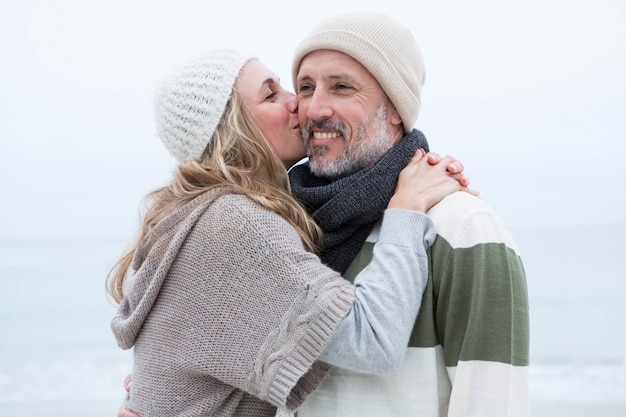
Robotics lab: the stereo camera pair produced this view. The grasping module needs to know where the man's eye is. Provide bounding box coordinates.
[335,83,352,90]
[298,85,313,94]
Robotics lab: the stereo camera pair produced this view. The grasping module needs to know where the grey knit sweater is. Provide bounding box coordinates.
[111,188,435,416]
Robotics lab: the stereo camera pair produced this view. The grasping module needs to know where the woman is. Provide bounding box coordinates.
[108,49,471,417]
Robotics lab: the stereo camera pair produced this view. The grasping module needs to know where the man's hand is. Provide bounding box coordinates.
[118,403,140,417]
[118,374,141,417]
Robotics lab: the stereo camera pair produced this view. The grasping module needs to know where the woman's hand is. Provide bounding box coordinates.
[425,151,470,187]
[388,149,478,212]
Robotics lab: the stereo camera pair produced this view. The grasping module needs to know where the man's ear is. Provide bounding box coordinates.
[390,107,403,127]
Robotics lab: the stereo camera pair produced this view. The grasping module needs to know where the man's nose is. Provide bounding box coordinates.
[305,89,333,121]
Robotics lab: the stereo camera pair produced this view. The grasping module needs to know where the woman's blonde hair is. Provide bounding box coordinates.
[106,89,320,303]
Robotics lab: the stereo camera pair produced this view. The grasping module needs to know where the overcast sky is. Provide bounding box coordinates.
[1,0,625,241]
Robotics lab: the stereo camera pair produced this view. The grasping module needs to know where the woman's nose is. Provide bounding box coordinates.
[286,93,298,114]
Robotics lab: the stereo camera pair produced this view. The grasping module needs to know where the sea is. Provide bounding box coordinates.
[1,223,625,416]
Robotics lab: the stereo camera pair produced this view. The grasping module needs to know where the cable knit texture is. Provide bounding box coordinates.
[111,188,356,416]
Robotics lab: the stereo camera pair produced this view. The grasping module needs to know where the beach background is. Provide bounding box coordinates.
[1,0,625,416]
[1,225,625,417]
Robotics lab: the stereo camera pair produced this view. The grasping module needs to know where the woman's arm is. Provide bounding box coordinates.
[319,208,435,373]
[320,151,470,373]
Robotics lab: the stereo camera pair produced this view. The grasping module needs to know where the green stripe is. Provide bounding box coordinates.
[417,236,528,366]
[344,236,529,367]
[343,242,374,284]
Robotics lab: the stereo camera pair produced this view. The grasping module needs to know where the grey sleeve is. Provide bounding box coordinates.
[317,208,436,374]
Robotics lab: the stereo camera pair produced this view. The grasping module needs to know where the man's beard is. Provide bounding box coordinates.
[302,102,395,180]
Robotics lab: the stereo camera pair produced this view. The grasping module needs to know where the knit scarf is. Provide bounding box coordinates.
[289,129,430,274]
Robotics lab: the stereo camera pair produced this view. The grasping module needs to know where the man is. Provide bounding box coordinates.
[287,12,529,417]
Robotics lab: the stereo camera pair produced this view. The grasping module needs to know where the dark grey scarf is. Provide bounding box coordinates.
[289,129,430,274]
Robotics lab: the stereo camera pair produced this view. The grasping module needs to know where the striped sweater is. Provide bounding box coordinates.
[296,191,529,417]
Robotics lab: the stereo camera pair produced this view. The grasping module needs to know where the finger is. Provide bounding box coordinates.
[448,172,469,187]
[426,152,441,165]
[447,160,464,174]
[461,186,481,197]
[124,374,132,392]
[410,148,426,162]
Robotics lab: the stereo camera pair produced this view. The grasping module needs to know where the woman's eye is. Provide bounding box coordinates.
[265,91,278,100]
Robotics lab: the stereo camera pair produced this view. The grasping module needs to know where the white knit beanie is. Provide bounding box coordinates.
[154,49,255,162]
[292,12,425,133]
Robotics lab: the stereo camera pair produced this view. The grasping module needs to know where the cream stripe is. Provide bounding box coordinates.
[297,347,450,417]
[296,349,529,416]
[447,360,529,417]
[427,192,520,253]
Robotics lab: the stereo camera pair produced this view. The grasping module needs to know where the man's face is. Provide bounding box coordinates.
[295,49,404,179]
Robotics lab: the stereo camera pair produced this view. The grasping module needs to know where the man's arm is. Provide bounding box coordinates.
[428,192,530,416]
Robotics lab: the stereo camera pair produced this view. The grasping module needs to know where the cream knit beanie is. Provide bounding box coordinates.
[292,12,425,133]
[154,49,255,162]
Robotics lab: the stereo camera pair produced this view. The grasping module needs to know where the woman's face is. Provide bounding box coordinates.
[236,60,306,168]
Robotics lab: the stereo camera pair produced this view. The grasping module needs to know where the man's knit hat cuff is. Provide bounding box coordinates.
[291,13,426,133]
